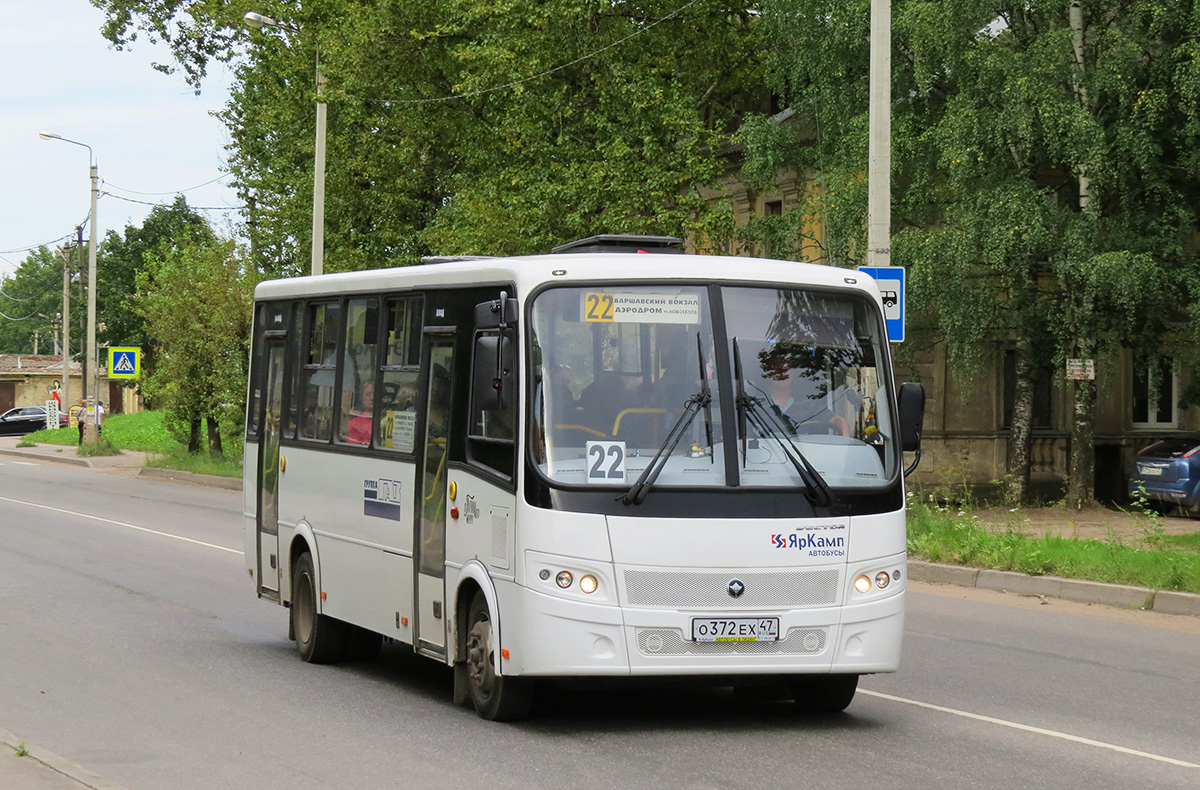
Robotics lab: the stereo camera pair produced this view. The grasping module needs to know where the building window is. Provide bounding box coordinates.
[765,200,783,216]
[1132,355,1175,427]
[1003,350,1053,430]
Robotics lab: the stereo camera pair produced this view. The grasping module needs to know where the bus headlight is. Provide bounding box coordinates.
[854,575,873,594]
[875,571,891,589]
[556,571,573,589]
[579,574,598,594]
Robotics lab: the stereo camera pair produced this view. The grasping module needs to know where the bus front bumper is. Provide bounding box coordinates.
[498,583,904,678]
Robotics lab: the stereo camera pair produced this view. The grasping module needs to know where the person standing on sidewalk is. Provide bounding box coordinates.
[95,401,105,440]
[76,400,87,445]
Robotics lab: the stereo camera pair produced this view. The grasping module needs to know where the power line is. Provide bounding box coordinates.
[101,192,246,211]
[373,0,704,105]
[101,172,233,196]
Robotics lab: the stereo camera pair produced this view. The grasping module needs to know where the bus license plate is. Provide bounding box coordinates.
[691,617,779,643]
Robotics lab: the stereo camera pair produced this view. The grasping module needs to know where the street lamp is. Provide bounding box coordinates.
[244,11,327,277]
[39,131,99,444]
[867,0,891,271]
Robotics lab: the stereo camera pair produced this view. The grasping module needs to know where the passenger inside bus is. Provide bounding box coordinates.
[579,371,626,436]
[347,381,374,445]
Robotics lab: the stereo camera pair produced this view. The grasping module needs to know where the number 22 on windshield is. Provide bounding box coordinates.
[583,293,615,322]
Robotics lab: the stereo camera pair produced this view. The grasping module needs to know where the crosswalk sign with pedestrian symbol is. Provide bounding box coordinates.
[108,347,141,379]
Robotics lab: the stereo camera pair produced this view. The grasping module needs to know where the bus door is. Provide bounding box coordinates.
[415,335,455,656]
[256,336,286,600]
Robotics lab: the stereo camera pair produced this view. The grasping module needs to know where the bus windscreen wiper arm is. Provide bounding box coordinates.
[621,390,710,505]
[738,393,832,506]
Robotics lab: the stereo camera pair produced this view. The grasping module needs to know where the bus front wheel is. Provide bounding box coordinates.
[465,593,534,721]
[788,674,859,713]
[291,552,348,664]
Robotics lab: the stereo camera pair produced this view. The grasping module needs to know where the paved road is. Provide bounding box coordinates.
[1,457,1197,789]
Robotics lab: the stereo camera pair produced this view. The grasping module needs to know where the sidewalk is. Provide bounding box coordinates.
[0,434,149,471]
[0,435,240,490]
[1,729,127,790]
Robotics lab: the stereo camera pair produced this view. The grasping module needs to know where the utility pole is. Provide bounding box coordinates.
[57,238,73,415]
[867,0,891,270]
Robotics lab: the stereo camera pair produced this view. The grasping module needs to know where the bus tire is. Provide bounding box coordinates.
[465,593,534,721]
[291,552,348,664]
[788,674,858,714]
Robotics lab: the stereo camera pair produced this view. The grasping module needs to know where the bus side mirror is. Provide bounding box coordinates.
[474,294,519,329]
[898,382,925,453]
[474,333,514,411]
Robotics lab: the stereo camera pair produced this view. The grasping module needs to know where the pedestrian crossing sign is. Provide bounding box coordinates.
[108,347,141,379]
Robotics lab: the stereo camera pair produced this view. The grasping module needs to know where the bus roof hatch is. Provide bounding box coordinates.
[550,235,684,255]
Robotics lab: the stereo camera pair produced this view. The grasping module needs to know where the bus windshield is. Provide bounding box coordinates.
[530,283,897,491]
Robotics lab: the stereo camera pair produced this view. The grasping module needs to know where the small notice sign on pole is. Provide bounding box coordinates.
[1066,359,1095,380]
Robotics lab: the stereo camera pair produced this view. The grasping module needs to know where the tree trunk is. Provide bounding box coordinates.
[1007,335,1035,505]
[207,415,223,458]
[188,418,202,453]
[1067,338,1096,510]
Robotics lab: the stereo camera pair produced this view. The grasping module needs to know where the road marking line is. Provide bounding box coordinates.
[860,689,1198,768]
[12,461,39,466]
[0,495,240,555]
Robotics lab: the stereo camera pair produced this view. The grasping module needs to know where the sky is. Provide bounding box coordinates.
[0,0,241,279]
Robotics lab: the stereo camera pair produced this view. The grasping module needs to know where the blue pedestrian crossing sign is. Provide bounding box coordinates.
[108,347,141,379]
[857,266,906,343]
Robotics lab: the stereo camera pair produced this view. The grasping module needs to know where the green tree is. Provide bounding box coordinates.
[95,0,763,270]
[0,246,77,357]
[746,0,1200,507]
[99,196,218,390]
[136,236,256,456]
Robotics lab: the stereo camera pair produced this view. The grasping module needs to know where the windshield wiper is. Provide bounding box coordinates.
[623,334,712,506]
[733,338,833,507]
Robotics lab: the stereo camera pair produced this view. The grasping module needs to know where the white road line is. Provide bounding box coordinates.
[0,494,241,555]
[860,689,1199,768]
[12,461,39,466]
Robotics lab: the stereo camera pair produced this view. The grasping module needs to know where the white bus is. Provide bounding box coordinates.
[243,235,926,720]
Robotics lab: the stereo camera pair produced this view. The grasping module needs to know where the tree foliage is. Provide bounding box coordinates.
[748,0,1200,505]
[99,196,218,383]
[0,247,77,356]
[95,0,764,273]
[135,235,256,455]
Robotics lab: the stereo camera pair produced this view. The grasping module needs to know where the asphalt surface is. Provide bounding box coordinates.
[1,435,1196,789]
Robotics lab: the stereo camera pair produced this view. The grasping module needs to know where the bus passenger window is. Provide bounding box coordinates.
[337,298,379,445]
[300,302,341,441]
[378,298,422,453]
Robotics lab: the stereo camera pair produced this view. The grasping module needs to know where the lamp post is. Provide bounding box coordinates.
[867,0,891,271]
[39,131,99,444]
[245,11,326,276]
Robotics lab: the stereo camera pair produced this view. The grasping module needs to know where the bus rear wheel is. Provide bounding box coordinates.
[788,674,859,714]
[465,593,534,721]
[291,552,348,664]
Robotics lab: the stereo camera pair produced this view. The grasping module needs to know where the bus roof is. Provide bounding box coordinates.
[253,253,884,303]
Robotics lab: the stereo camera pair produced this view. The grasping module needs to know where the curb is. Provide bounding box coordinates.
[138,466,243,490]
[1,727,129,790]
[0,448,92,467]
[909,560,1200,617]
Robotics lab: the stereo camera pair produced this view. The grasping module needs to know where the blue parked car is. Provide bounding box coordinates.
[1128,434,1200,514]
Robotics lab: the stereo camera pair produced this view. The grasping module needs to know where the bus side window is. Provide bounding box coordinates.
[336,298,379,445]
[468,327,516,478]
[378,297,422,453]
[300,301,341,442]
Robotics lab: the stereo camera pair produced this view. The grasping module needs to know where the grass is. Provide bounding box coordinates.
[907,499,1200,594]
[23,410,243,478]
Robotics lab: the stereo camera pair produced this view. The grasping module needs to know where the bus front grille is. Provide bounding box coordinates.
[623,569,839,608]
[635,627,828,656]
